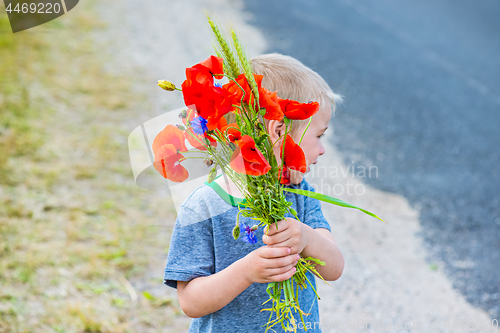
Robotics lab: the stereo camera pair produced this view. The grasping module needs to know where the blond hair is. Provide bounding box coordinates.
[256,53,342,136]
[224,53,342,136]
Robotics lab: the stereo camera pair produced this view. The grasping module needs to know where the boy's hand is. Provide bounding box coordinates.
[262,218,308,255]
[243,246,300,284]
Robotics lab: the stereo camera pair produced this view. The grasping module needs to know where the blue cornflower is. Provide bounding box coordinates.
[191,116,208,135]
[239,222,257,244]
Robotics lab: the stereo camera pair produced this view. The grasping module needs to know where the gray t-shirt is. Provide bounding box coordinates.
[164,177,331,333]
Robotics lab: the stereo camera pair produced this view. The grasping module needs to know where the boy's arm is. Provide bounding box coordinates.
[299,226,344,281]
[263,218,344,281]
[176,246,299,318]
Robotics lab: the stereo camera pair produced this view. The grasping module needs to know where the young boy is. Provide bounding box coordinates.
[163,54,344,332]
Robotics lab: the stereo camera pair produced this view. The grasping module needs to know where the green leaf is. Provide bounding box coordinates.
[266,282,276,299]
[302,256,326,266]
[283,188,386,223]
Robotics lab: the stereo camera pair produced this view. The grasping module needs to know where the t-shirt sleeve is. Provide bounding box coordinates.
[163,205,215,289]
[301,180,331,232]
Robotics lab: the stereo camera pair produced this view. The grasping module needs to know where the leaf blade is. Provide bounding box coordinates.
[283,188,386,223]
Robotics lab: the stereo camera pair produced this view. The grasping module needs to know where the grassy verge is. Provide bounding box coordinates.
[0,3,187,333]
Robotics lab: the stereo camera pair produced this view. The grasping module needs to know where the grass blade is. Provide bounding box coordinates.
[283,188,386,223]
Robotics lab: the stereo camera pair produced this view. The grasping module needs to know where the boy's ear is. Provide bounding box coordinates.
[267,119,286,141]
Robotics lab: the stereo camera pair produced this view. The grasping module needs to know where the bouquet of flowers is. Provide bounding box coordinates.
[153,17,383,332]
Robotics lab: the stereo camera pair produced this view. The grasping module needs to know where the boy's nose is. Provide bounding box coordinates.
[319,142,326,156]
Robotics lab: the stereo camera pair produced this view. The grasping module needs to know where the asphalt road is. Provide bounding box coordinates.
[244,0,500,320]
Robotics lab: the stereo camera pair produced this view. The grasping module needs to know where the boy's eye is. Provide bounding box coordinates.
[318,134,325,138]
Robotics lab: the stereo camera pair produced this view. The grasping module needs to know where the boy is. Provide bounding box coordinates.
[163,54,344,332]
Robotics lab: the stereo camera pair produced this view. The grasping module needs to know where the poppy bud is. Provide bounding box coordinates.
[179,110,187,119]
[290,208,298,217]
[157,80,176,91]
[176,124,186,131]
[204,158,214,167]
[250,225,258,231]
[207,167,217,183]
[228,142,236,151]
[232,225,240,240]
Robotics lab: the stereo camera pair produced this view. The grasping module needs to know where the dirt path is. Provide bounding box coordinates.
[96,1,499,332]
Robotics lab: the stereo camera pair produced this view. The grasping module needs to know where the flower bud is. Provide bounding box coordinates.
[176,124,186,131]
[204,158,214,167]
[207,167,217,183]
[157,80,176,91]
[232,225,240,240]
[250,225,258,231]
[178,110,187,119]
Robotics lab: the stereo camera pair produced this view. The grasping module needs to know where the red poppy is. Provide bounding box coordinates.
[182,82,233,129]
[152,125,189,182]
[280,134,307,172]
[259,87,283,121]
[203,89,234,130]
[152,125,188,155]
[223,73,263,106]
[198,55,224,79]
[153,144,188,182]
[212,116,228,132]
[230,135,271,176]
[279,99,320,120]
[279,134,307,184]
[184,55,224,85]
[279,165,291,185]
[181,56,232,128]
[221,122,242,143]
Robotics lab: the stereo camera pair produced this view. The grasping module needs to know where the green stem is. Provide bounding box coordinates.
[277,123,290,185]
[298,117,312,146]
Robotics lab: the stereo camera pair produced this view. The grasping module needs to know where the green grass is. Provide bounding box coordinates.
[0,15,46,185]
[0,2,188,332]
